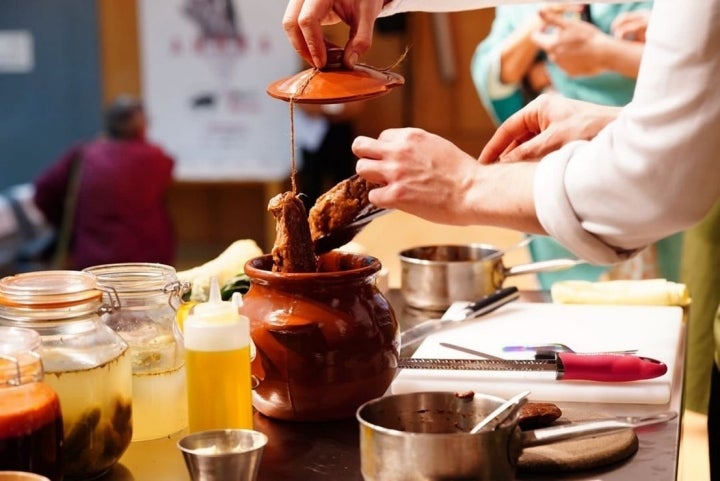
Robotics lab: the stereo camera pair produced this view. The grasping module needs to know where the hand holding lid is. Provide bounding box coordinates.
[267,46,404,104]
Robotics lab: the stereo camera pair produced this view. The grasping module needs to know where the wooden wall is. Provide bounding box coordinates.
[97,2,497,266]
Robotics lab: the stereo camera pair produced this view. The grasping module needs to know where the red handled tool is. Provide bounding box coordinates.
[397,352,667,382]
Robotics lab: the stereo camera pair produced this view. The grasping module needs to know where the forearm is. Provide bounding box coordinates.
[464,162,545,234]
[499,21,542,85]
[596,36,643,78]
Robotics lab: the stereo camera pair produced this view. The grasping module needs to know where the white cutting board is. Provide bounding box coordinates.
[392,302,684,404]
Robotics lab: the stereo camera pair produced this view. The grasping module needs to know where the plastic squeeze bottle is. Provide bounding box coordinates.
[184,277,253,432]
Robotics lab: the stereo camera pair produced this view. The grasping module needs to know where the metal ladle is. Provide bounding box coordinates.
[469,390,531,434]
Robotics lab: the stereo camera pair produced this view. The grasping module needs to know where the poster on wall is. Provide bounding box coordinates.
[138,0,298,181]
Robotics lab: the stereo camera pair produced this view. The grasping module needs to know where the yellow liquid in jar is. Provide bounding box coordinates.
[186,345,253,432]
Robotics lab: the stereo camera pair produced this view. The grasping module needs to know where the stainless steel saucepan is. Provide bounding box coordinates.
[399,243,584,310]
[356,391,676,481]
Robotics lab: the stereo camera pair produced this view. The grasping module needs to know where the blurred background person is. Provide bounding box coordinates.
[470,2,683,290]
[294,100,365,211]
[33,95,176,270]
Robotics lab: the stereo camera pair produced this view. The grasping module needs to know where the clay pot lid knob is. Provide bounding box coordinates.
[323,47,345,70]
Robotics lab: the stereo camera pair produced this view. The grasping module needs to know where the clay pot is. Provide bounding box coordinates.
[241,251,399,421]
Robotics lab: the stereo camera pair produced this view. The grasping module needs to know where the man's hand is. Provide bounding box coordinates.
[478,93,620,164]
[352,128,481,225]
[283,0,384,69]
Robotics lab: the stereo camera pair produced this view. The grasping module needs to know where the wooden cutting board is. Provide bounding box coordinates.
[392,302,684,404]
[518,407,638,473]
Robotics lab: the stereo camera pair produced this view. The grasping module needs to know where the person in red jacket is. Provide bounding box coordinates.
[34,95,176,270]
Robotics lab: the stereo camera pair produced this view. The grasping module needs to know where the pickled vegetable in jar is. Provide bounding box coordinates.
[0,326,63,481]
[0,271,133,480]
[83,263,188,441]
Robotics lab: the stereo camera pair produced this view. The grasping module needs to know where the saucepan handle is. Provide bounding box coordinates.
[504,258,586,277]
[521,411,677,448]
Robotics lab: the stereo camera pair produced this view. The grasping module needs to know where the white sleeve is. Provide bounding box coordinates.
[535,0,720,265]
[381,0,624,15]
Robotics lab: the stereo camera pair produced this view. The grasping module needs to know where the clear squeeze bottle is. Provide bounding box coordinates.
[184,277,253,432]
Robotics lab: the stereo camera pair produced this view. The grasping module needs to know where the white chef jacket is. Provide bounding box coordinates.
[381,0,720,265]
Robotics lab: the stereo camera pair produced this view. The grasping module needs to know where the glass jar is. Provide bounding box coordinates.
[0,326,63,481]
[83,263,187,441]
[240,251,399,421]
[0,271,132,480]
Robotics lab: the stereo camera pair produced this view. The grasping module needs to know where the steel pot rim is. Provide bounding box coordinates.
[356,390,512,438]
[398,243,503,266]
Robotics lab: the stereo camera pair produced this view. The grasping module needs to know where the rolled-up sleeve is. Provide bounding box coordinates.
[383,0,720,264]
[535,0,720,264]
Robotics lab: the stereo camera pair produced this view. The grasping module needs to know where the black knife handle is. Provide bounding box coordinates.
[464,286,520,319]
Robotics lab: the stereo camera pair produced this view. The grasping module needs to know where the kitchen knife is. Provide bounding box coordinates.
[397,352,668,382]
[400,286,520,349]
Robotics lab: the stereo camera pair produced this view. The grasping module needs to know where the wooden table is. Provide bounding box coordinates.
[103,291,686,481]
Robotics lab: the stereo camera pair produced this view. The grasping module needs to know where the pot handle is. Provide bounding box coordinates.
[504,258,586,278]
[521,411,677,448]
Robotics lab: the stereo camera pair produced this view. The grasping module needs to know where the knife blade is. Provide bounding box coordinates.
[397,352,668,382]
[400,286,520,349]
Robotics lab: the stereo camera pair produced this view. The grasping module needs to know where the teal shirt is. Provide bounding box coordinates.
[471,3,652,124]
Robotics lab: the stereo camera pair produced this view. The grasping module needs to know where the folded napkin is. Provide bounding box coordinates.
[551,279,690,307]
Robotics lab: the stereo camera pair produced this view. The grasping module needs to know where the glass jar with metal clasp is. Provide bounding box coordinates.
[83,263,189,441]
[0,270,132,480]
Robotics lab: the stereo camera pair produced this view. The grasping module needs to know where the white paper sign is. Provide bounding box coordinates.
[138,0,299,181]
[0,31,34,73]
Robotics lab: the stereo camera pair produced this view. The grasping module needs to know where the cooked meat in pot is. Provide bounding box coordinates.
[308,175,381,242]
[268,192,318,273]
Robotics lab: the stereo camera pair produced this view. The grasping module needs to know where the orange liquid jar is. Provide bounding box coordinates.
[0,326,63,481]
[241,251,399,421]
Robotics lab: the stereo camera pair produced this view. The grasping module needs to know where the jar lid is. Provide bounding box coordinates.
[0,326,43,384]
[266,47,404,104]
[0,270,102,308]
[84,263,178,295]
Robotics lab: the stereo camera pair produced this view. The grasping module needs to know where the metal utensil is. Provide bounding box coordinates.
[522,411,678,447]
[313,206,390,255]
[397,352,668,382]
[439,342,505,360]
[357,391,677,481]
[400,286,520,349]
[399,243,585,310]
[469,390,530,434]
[177,429,267,481]
[503,343,638,357]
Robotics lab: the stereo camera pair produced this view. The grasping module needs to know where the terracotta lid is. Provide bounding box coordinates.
[267,48,404,104]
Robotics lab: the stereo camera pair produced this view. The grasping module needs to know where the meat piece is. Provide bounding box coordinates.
[518,402,562,430]
[454,390,475,400]
[308,175,381,242]
[268,192,317,273]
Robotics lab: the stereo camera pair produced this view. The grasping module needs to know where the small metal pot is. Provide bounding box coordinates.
[399,244,582,310]
[356,391,674,481]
